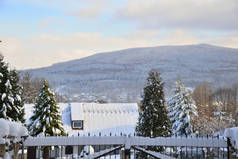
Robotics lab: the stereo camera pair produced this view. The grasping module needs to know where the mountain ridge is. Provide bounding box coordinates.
[21,44,238,102]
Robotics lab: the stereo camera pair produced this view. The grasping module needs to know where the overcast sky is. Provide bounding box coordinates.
[0,0,238,69]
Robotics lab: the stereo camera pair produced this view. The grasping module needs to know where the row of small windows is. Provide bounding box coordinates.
[83,109,138,114]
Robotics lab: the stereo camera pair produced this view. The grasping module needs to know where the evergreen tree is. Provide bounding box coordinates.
[0,54,25,122]
[167,76,183,130]
[167,77,197,136]
[28,80,65,136]
[0,54,10,119]
[213,102,226,130]
[136,70,171,157]
[9,70,25,123]
[213,102,235,131]
[214,102,226,121]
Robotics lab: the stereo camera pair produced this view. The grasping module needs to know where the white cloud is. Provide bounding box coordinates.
[1,30,238,69]
[38,18,65,29]
[158,30,198,45]
[118,0,238,30]
[67,0,108,18]
[0,32,159,69]
[38,18,51,28]
[125,29,160,40]
[210,34,238,49]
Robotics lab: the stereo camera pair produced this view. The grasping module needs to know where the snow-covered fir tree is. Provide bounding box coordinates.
[136,70,171,157]
[167,76,183,128]
[213,102,226,122]
[9,70,25,123]
[28,80,65,136]
[167,76,197,136]
[0,54,25,122]
[213,102,235,131]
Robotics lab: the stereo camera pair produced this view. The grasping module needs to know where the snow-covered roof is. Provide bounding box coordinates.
[70,103,139,134]
[70,103,138,121]
[70,103,84,121]
[24,103,139,136]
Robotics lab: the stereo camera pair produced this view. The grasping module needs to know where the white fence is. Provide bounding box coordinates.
[24,136,228,148]
[23,135,230,159]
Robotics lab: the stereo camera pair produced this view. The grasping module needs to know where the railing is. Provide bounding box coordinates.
[23,134,231,159]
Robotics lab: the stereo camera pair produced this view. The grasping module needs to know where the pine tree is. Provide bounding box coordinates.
[0,54,10,119]
[167,77,197,136]
[9,70,25,123]
[167,76,183,130]
[0,54,25,122]
[213,102,226,130]
[136,70,171,157]
[214,102,226,121]
[213,102,235,131]
[28,80,65,136]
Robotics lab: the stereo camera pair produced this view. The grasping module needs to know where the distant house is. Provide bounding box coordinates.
[70,103,84,130]
[70,103,139,134]
[24,103,139,136]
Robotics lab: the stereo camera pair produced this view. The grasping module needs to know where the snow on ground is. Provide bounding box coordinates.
[24,103,139,136]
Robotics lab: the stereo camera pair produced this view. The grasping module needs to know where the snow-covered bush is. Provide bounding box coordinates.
[224,127,238,149]
[0,118,28,158]
[0,119,9,139]
[0,118,28,140]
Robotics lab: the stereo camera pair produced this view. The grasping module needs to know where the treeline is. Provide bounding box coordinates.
[192,81,238,134]
[20,70,238,136]
[136,69,238,145]
[19,72,67,103]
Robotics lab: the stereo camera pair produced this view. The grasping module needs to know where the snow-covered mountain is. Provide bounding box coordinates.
[22,44,238,101]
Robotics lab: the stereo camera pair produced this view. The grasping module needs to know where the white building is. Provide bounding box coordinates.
[25,103,139,136]
[70,103,139,135]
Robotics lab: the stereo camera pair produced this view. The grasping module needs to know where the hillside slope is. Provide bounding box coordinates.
[23,44,238,101]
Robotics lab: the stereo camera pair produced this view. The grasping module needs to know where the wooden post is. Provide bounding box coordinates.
[21,142,24,159]
[61,146,63,159]
[227,137,231,159]
[38,146,41,159]
[27,147,36,159]
[43,147,49,159]
[124,149,130,159]
[0,144,6,158]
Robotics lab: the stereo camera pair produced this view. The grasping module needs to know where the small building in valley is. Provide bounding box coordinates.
[70,103,139,134]
[25,102,139,136]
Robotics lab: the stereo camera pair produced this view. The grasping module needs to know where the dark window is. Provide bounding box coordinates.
[73,121,83,129]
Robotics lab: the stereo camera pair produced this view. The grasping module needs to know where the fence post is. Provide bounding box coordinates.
[227,137,231,159]
[21,141,24,159]
[124,149,131,159]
